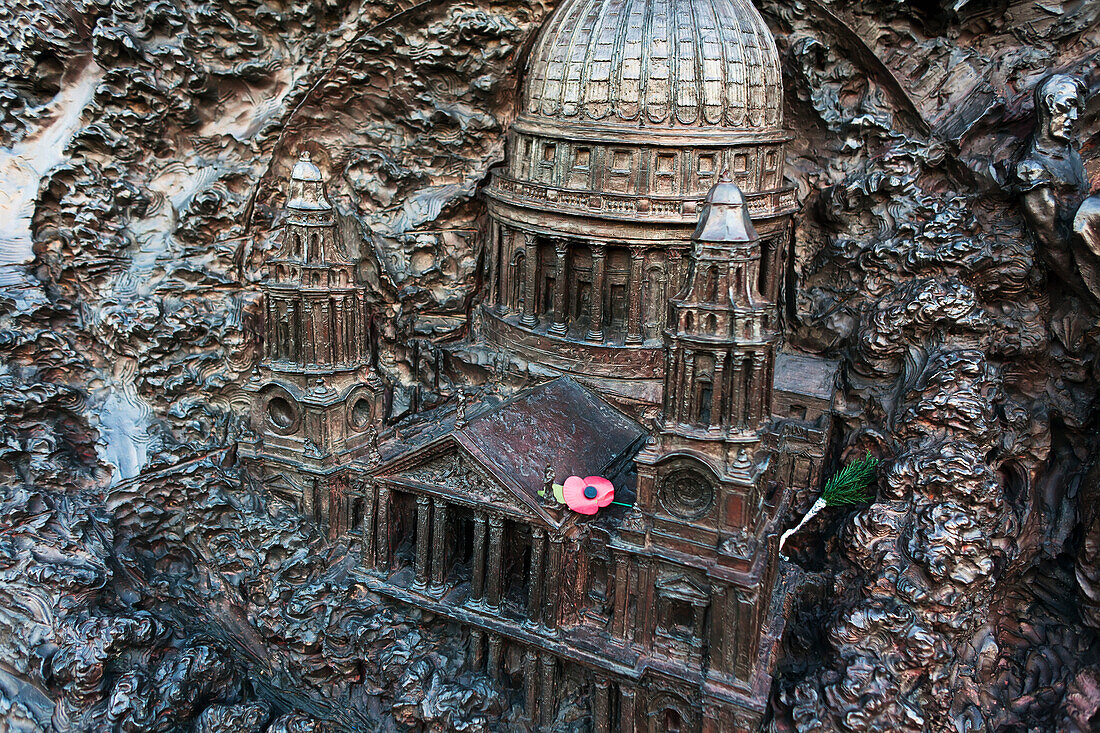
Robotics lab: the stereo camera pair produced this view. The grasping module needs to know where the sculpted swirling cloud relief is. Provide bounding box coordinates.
[0,0,1097,731]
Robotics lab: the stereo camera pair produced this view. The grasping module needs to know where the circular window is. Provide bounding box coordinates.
[349,397,373,429]
[267,396,296,430]
[660,468,714,520]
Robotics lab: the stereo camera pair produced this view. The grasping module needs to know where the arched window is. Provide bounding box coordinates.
[663,708,682,733]
[704,314,717,334]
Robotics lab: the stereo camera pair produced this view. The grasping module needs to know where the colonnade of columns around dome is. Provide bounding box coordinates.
[483,220,688,344]
[482,223,788,348]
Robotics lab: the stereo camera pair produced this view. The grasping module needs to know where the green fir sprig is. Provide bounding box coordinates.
[821,452,879,507]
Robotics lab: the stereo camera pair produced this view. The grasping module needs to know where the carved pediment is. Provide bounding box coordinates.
[656,574,710,604]
[391,444,541,523]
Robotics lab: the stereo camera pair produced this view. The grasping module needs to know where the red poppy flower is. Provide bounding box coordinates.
[561,476,614,515]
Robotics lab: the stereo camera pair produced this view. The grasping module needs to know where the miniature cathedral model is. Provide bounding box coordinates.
[244,0,839,730]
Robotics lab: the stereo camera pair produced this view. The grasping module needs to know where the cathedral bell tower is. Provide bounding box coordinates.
[241,151,383,534]
[628,176,785,703]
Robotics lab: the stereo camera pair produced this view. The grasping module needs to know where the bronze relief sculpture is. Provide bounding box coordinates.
[1014,73,1099,303]
[0,0,1098,732]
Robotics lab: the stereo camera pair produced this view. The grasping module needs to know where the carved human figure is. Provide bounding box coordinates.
[1015,74,1099,302]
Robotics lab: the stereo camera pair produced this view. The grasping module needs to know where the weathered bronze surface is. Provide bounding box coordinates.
[1,0,1098,731]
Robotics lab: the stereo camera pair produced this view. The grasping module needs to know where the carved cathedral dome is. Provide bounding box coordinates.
[480,0,794,401]
[519,0,783,138]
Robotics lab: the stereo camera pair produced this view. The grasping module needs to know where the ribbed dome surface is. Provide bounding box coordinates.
[522,0,783,132]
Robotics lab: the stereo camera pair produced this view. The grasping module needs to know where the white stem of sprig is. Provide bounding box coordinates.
[778,496,827,560]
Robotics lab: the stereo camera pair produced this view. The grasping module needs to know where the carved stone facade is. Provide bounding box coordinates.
[482,0,797,405]
[241,6,840,728]
[244,0,832,727]
[240,153,383,533]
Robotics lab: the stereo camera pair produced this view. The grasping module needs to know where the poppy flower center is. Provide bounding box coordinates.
[583,485,598,499]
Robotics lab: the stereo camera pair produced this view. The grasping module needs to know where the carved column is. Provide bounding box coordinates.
[538,654,556,728]
[300,475,314,522]
[376,485,391,573]
[543,536,563,628]
[288,300,299,362]
[620,686,637,733]
[527,527,545,622]
[665,345,680,421]
[520,233,539,327]
[488,219,500,306]
[361,481,377,571]
[430,498,447,593]
[680,351,695,423]
[470,629,485,670]
[712,351,727,429]
[486,515,505,610]
[750,354,766,424]
[709,584,729,676]
[593,677,611,733]
[471,512,487,604]
[640,559,656,646]
[612,553,629,641]
[414,495,431,588]
[487,633,503,681]
[731,356,746,428]
[626,246,645,344]
[668,248,684,298]
[549,239,569,336]
[524,649,539,722]
[587,244,606,342]
[332,295,344,366]
[318,478,330,533]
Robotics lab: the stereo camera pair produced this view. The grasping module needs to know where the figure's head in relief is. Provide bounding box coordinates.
[1034,73,1086,145]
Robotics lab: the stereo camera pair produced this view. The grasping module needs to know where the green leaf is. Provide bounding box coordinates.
[821,452,878,507]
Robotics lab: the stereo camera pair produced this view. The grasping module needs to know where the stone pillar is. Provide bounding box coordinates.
[340,490,352,536]
[488,220,500,306]
[520,233,539,327]
[543,536,563,629]
[527,527,545,622]
[487,633,503,681]
[430,498,448,593]
[361,482,377,571]
[471,512,487,604]
[612,553,629,641]
[524,649,539,722]
[619,686,637,733]
[414,495,431,588]
[300,476,314,523]
[486,515,505,610]
[626,246,645,344]
[549,240,569,336]
[680,351,695,423]
[587,244,606,342]
[750,354,766,424]
[640,559,656,646]
[470,629,485,670]
[668,248,684,298]
[731,356,746,428]
[317,479,330,532]
[712,351,727,429]
[538,654,556,728]
[376,485,391,573]
[286,300,297,362]
[593,677,611,733]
